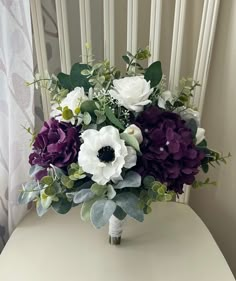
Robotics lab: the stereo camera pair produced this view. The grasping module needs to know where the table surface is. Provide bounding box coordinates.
[0,202,235,281]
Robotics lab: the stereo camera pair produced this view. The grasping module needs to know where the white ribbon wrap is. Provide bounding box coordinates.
[109,215,125,238]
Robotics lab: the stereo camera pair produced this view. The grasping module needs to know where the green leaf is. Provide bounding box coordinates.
[80,100,97,116]
[83,112,92,125]
[201,163,209,173]
[114,171,141,189]
[90,199,116,229]
[73,189,95,204]
[18,181,41,204]
[40,176,53,186]
[105,106,125,130]
[122,55,130,64]
[94,110,106,124]
[107,185,116,199]
[36,199,49,217]
[70,63,92,91]
[113,206,127,220]
[57,72,73,91]
[91,183,107,197]
[115,192,144,222]
[143,176,155,187]
[120,132,140,152]
[61,175,74,189]
[144,61,162,88]
[50,165,65,179]
[29,165,45,178]
[52,198,72,214]
[197,139,208,148]
[81,198,98,221]
[186,118,198,137]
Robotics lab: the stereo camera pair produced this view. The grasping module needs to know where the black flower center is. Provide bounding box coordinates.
[97,146,115,163]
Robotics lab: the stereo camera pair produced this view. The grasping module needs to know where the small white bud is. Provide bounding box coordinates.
[124,124,143,144]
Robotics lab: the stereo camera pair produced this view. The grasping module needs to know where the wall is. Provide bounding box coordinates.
[190,0,236,276]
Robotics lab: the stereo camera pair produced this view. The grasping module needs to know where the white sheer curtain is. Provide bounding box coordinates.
[0,0,34,251]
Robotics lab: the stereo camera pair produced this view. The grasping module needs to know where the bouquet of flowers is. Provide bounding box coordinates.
[19,48,229,245]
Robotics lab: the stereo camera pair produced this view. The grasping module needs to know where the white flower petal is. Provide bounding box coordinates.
[124,146,137,168]
[196,128,205,144]
[109,76,153,112]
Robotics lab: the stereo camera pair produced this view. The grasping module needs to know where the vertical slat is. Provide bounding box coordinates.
[103,0,115,65]
[169,0,186,92]
[55,0,71,73]
[30,0,50,120]
[79,0,92,63]
[177,0,220,205]
[169,0,187,204]
[127,0,138,54]
[149,0,162,64]
[192,0,220,115]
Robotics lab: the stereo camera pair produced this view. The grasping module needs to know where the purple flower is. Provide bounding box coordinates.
[29,118,81,179]
[135,106,205,194]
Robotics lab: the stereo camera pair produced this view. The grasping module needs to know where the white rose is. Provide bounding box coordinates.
[158,90,174,109]
[51,87,88,124]
[196,128,205,144]
[109,76,153,112]
[176,107,200,126]
[124,124,143,144]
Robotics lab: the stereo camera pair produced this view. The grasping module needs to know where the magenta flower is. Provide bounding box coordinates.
[135,106,205,194]
[29,118,81,179]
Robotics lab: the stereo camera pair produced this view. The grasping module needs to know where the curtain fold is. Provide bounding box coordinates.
[0,0,34,251]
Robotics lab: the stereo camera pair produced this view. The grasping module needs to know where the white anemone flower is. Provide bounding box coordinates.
[78,126,137,185]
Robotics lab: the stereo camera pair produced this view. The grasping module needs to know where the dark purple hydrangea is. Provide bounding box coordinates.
[29,118,81,179]
[135,106,205,194]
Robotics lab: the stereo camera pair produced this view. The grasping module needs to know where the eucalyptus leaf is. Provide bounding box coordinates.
[115,192,144,222]
[105,106,125,130]
[91,183,108,196]
[83,112,92,125]
[40,176,53,186]
[94,110,106,124]
[114,171,141,189]
[90,199,116,229]
[120,133,140,152]
[80,100,97,116]
[73,189,95,204]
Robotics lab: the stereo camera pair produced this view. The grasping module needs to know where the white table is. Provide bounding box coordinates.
[0,202,234,281]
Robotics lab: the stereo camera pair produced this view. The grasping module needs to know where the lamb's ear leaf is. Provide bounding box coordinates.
[90,200,116,229]
[114,192,144,222]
